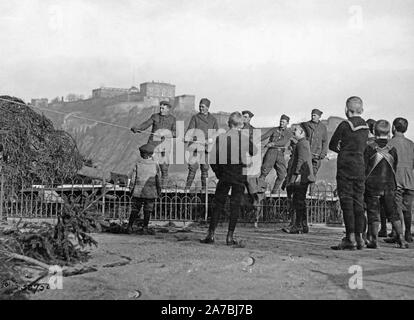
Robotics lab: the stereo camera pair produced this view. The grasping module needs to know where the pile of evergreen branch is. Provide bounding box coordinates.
[0,95,83,188]
[0,190,102,299]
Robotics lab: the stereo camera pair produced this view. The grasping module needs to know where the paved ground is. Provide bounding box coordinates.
[32,224,414,300]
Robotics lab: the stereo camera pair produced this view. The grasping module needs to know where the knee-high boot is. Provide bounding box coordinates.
[367,222,379,249]
[200,228,215,244]
[385,220,409,248]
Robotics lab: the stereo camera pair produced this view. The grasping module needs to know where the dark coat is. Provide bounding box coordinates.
[329,116,369,180]
[186,112,219,142]
[286,138,315,185]
[364,139,398,192]
[132,113,176,144]
[388,133,414,190]
[130,158,161,199]
[302,120,328,159]
[210,129,257,186]
[261,126,293,149]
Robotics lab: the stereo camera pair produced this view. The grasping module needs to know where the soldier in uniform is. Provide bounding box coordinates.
[242,110,255,131]
[131,100,176,187]
[185,98,219,190]
[260,114,293,194]
[302,109,328,177]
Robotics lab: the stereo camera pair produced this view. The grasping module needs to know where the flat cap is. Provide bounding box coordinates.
[311,109,323,116]
[139,143,155,155]
[280,114,290,122]
[199,98,211,108]
[160,100,172,107]
[242,110,254,118]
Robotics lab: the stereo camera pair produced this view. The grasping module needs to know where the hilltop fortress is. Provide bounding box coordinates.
[32,81,196,113]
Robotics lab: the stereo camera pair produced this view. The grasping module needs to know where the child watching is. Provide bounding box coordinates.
[364,120,408,249]
[283,124,315,234]
[387,117,414,243]
[127,143,161,235]
[329,96,369,250]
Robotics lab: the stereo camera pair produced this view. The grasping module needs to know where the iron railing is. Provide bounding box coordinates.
[0,174,343,225]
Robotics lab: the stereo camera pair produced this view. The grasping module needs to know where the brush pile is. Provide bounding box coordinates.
[0,95,83,188]
[0,191,102,299]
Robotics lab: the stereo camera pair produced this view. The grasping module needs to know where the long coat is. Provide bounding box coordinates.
[130,158,161,199]
[286,138,315,185]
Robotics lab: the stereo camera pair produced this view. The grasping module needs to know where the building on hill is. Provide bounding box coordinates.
[174,95,195,112]
[140,81,175,99]
[89,81,196,111]
[92,87,130,99]
[31,98,48,108]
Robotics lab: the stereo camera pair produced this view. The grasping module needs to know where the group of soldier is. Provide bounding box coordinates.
[128,96,413,251]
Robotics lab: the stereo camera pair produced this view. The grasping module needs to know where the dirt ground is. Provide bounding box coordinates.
[31,224,414,300]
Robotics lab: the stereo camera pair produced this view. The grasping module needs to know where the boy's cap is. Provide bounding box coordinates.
[139,143,155,155]
[280,114,290,122]
[199,98,211,108]
[311,109,323,116]
[160,101,172,107]
[242,110,254,118]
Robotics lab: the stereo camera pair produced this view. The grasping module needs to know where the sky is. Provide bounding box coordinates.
[1,0,414,135]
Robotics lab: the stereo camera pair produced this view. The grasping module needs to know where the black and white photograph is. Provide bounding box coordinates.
[1,0,414,306]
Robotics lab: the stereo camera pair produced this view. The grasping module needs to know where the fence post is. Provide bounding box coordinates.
[102,177,106,218]
[0,172,4,221]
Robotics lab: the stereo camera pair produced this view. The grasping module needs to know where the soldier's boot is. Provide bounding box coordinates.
[270,182,281,195]
[355,233,364,250]
[201,172,208,192]
[384,221,409,248]
[378,213,387,237]
[226,230,238,246]
[126,211,140,234]
[185,171,196,191]
[405,230,413,243]
[140,211,155,235]
[302,215,309,234]
[288,225,303,234]
[393,221,409,249]
[378,228,388,237]
[387,225,396,238]
[404,211,413,243]
[331,233,357,250]
[367,222,379,249]
[200,229,215,244]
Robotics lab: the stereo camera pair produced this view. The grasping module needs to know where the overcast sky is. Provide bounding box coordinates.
[1,0,414,135]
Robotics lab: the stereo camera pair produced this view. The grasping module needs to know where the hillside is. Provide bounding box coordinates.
[39,99,341,184]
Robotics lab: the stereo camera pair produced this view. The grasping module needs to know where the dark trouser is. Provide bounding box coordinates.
[395,188,414,234]
[312,158,321,176]
[337,176,365,234]
[128,198,155,227]
[379,202,387,232]
[260,149,286,193]
[366,188,400,224]
[292,183,309,228]
[186,151,209,189]
[286,185,295,226]
[209,180,245,232]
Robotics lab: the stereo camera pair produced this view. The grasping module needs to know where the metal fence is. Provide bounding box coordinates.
[0,174,343,226]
